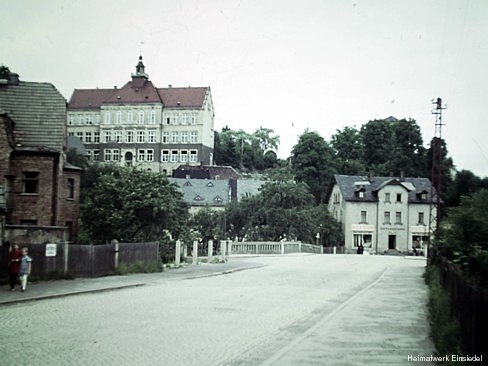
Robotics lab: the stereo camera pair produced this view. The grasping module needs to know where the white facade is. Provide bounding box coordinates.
[67,57,215,175]
[328,175,435,254]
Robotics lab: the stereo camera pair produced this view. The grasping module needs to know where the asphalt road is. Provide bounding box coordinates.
[0,254,434,366]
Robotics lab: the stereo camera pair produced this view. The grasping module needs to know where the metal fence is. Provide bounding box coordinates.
[1,242,160,278]
[438,257,487,355]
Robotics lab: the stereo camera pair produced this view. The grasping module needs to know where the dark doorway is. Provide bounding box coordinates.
[125,152,133,166]
[388,235,396,250]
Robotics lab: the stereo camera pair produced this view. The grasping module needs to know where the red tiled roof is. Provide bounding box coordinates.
[68,88,117,109]
[158,87,208,108]
[68,84,209,109]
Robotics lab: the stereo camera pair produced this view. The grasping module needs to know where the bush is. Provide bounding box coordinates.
[424,265,465,364]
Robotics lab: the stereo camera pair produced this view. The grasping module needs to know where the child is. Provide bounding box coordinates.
[8,243,22,291]
[19,247,32,292]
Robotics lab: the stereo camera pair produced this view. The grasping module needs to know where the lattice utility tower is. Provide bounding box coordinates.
[429,97,446,256]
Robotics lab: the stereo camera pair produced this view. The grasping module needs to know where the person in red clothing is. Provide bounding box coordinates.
[8,243,22,291]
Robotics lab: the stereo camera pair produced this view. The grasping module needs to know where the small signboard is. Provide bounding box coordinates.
[45,243,57,257]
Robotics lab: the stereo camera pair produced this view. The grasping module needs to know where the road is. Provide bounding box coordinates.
[0,254,434,365]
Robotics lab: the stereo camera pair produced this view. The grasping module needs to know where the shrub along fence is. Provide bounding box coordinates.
[437,257,488,356]
[1,242,159,278]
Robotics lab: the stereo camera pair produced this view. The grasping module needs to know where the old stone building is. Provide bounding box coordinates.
[67,56,215,175]
[0,72,82,244]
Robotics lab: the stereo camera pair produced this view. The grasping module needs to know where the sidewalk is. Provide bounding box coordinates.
[1,259,264,306]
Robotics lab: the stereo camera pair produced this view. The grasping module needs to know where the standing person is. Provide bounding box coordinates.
[19,247,32,292]
[8,243,22,291]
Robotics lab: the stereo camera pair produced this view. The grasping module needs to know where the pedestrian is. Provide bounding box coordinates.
[7,243,22,291]
[19,247,32,292]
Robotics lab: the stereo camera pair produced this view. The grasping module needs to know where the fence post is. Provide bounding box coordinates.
[64,242,69,274]
[281,241,285,255]
[193,240,198,264]
[208,240,213,262]
[112,240,119,269]
[227,239,232,256]
[220,240,227,262]
[175,240,181,267]
[333,246,336,254]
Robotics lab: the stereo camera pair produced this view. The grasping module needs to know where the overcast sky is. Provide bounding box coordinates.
[2,0,487,177]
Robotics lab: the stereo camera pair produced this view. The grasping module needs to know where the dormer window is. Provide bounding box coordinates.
[206,182,214,187]
[359,191,365,199]
[421,192,428,200]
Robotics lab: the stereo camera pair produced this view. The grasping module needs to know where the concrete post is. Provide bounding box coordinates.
[175,240,181,267]
[333,246,336,255]
[64,242,69,274]
[220,240,226,262]
[112,239,119,269]
[193,240,198,264]
[281,241,285,255]
[227,239,232,256]
[208,240,213,262]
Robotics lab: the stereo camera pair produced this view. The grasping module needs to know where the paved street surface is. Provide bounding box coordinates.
[0,254,434,365]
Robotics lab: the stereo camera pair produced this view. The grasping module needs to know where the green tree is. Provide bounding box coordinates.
[292,131,336,203]
[330,126,365,175]
[435,189,488,286]
[0,65,10,79]
[190,207,226,242]
[80,166,189,244]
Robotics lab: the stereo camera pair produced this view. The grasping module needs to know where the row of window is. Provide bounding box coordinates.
[69,130,199,144]
[360,211,425,225]
[86,149,199,163]
[68,111,199,126]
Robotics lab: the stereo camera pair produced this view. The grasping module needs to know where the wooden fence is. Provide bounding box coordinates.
[438,257,487,355]
[1,242,159,278]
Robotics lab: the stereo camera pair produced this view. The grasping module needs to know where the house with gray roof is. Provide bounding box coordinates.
[67,56,215,176]
[0,71,82,244]
[327,174,436,254]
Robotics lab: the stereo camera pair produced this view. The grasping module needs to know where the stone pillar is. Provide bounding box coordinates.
[227,239,232,256]
[193,240,198,264]
[208,240,213,261]
[175,240,181,267]
[64,242,69,274]
[220,240,227,262]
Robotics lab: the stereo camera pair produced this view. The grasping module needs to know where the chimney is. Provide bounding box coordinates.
[9,73,19,85]
[368,170,374,183]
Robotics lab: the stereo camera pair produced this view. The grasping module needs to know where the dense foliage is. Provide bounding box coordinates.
[79,165,189,244]
[434,189,488,286]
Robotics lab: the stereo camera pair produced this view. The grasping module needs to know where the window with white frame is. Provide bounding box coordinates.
[191,113,197,125]
[113,149,120,161]
[150,110,156,124]
[85,132,92,143]
[94,132,100,143]
[162,131,169,143]
[172,113,179,124]
[137,130,145,143]
[126,130,134,143]
[68,132,74,137]
[385,193,391,203]
[161,150,169,162]
[384,211,391,224]
[86,115,92,125]
[148,130,156,143]
[114,130,122,143]
[93,150,100,161]
[360,211,367,224]
[170,150,179,162]
[138,149,145,161]
[418,212,425,225]
[76,132,83,140]
[180,131,188,143]
[171,131,179,143]
[138,110,145,124]
[147,149,154,161]
[104,149,113,161]
[116,111,122,124]
[395,212,402,224]
[182,113,188,124]
[180,150,188,162]
[396,193,402,203]
[95,115,101,125]
[104,131,112,143]
[86,150,92,161]
[77,114,83,124]
[127,110,133,123]
[190,131,198,143]
[189,150,198,162]
[105,111,111,124]
[69,115,75,125]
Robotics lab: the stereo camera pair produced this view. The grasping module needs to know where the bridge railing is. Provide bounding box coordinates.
[230,241,323,255]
